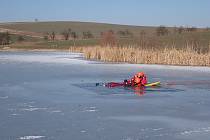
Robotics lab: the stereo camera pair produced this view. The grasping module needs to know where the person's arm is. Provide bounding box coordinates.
[141,76,147,85]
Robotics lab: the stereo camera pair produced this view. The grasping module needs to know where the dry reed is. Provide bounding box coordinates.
[69,45,210,66]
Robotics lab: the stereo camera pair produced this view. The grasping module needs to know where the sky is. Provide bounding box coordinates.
[0,0,210,27]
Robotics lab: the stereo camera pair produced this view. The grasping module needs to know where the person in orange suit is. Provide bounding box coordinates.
[124,72,147,87]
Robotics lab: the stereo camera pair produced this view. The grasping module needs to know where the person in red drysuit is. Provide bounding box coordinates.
[124,72,147,87]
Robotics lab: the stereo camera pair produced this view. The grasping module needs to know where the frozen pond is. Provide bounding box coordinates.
[0,51,210,140]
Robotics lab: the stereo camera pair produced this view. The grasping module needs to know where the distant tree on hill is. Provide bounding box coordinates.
[117,29,133,37]
[117,30,126,36]
[17,36,25,42]
[44,35,48,40]
[61,29,71,40]
[0,32,10,45]
[186,26,197,32]
[48,31,56,41]
[156,26,169,36]
[125,29,133,37]
[100,30,116,46]
[178,26,184,34]
[5,32,10,44]
[71,31,78,39]
[71,31,78,46]
[82,31,94,39]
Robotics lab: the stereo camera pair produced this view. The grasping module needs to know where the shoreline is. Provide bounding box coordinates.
[1,47,210,71]
[0,47,69,52]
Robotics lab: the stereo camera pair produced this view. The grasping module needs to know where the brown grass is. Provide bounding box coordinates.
[69,45,210,66]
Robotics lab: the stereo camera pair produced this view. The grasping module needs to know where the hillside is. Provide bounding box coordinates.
[0,21,210,51]
[0,21,158,37]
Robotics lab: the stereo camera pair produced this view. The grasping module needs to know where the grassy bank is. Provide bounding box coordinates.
[69,45,210,66]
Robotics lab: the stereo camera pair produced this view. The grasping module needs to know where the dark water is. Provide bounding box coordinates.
[0,51,210,140]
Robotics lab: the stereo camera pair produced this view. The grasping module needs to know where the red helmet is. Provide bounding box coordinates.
[134,78,141,83]
[136,72,145,77]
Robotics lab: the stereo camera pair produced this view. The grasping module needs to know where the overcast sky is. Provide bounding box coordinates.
[0,0,210,27]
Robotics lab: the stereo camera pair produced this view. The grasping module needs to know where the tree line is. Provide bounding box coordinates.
[156,26,198,36]
[44,25,200,41]
[44,28,94,41]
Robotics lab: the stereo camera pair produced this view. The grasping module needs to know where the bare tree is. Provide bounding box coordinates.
[61,29,71,40]
[5,32,10,44]
[178,26,184,34]
[44,35,48,40]
[100,30,116,46]
[156,26,169,36]
[71,31,77,39]
[82,31,94,39]
[71,31,78,46]
[186,26,197,32]
[125,29,133,37]
[17,36,24,42]
[117,30,126,36]
[0,32,10,45]
[205,27,210,31]
[49,31,56,41]
[117,29,133,37]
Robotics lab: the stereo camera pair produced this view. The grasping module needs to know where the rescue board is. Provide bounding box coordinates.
[145,81,161,87]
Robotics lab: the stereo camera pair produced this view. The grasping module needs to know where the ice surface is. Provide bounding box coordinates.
[0,51,210,140]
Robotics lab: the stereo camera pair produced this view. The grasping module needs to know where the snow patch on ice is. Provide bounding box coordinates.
[0,96,8,99]
[11,113,20,116]
[153,128,164,131]
[19,136,45,140]
[49,110,62,113]
[84,109,98,112]
[80,130,87,133]
[21,108,47,112]
[180,127,210,135]
[83,106,98,112]
[140,127,163,132]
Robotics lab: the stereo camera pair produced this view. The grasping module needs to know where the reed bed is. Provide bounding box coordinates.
[69,45,210,66]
